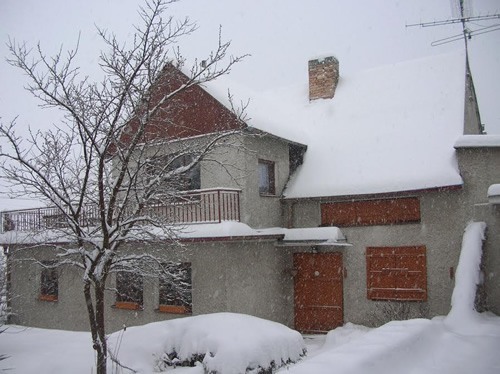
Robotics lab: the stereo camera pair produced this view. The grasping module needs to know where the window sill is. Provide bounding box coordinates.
[156,305,191,314]
[112,301,143,311]
[38,294,58,302]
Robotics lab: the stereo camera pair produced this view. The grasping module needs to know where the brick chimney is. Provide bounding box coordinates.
[308,56,339,101]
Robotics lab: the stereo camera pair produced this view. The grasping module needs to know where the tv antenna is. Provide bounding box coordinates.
[406,0,500,47]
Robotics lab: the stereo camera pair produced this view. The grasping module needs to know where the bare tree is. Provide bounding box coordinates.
[0,1,246,373]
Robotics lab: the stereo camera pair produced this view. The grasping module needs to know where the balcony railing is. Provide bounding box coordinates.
[1,188,241,233]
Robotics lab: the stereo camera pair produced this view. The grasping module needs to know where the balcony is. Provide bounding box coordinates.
[1,188,241,233]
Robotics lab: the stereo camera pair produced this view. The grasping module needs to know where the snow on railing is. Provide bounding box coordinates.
[0,188,241,233]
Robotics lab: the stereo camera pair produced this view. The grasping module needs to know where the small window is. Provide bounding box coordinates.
[40,261,58,302]
[158,262,192,314]
[258,159,275,195]
[366,246,427,301]
[115,271,143,310]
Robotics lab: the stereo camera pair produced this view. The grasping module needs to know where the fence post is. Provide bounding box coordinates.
[236,191,241,222]
[218,190,222,223]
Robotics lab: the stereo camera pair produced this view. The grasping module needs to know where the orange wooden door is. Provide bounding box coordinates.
[294,252,343,333]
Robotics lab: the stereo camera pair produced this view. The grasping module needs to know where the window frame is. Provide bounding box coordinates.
[258,159,276,196]
[40,260,58,302]
[158,262,192,314]
[115,271,144,310]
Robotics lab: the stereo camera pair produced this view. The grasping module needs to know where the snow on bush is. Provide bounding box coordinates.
[109,313,306,373]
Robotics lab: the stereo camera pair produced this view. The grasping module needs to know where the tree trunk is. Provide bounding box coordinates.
[95,282,107,374]
[84,279,108,374]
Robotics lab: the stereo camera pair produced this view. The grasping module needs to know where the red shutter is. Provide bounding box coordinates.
[366,246,427,301]
[321,197,421,227]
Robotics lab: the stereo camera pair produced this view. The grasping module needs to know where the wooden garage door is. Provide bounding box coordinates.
[294,253,343,333]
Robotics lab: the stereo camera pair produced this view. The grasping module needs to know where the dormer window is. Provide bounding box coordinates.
[258,159,275,195]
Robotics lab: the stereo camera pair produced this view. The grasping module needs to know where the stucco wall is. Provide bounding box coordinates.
[456,146,500,314]
[195,132,291,228]
[284,146,500,326]
[240,135,291,228]
[7,140,497,332]
[284,189,467,326]
[135,132,291,229]
[7,239,293,332]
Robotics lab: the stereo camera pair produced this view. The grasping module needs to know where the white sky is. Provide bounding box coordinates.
[0,0,499,210]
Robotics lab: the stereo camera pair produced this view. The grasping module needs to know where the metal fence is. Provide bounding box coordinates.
[1,188,241,233]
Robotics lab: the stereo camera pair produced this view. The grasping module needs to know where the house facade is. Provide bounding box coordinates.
[2,51,499,333]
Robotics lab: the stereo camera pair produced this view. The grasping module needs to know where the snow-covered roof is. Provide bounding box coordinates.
[0,221,283,245]
[258,227,350,247]
[183,224,350,245]
[454,135,500,148]
[176,221,282,241]
[210,51,468,199]
[0,222,350,247]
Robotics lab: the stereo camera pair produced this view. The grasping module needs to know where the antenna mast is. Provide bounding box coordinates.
[460,0,469,52]
[407,0,491,134]
[406,0,500,47]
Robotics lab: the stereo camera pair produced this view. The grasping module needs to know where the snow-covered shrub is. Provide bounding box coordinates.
[151,313,306,373]
[106,313,305,373]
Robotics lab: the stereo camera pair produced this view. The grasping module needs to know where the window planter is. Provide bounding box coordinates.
[38,294,58,302]
[157,305,191,314]
[113,301,142,310]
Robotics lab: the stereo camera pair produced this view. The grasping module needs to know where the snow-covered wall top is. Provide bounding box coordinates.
[208,51,467,199]
[488,184,500,197]
[454,134,500,148]
[445,221,487,333]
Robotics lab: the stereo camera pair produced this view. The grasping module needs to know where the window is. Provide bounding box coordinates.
[115,271,143,310]
[258,159,275,195]
[366,246,427,301]
[158,262,192,314]
[147,153,201,191]
[40,261,58,302]
[169,154,201,191]
[321,197,421,227]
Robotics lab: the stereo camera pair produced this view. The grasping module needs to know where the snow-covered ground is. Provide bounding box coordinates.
[282,314,500,374]
[0,313,499,374]
[1,222,498,373]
